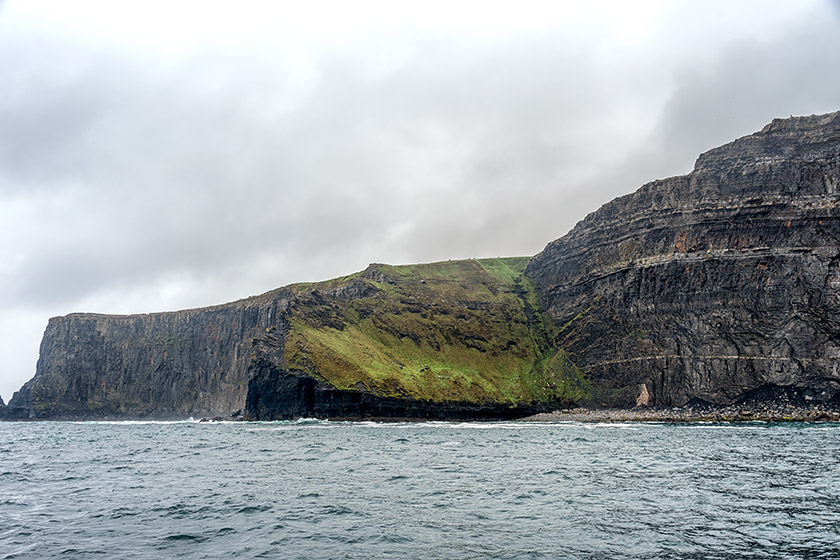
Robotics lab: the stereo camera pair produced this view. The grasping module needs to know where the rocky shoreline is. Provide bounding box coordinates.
[203,399,840,423]
[521,403,840,423]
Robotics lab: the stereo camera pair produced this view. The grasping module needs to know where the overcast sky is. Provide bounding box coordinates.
[1,0,839,401]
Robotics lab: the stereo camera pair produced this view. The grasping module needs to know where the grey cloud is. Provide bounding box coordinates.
[6,9,840,311]
[3,34,639,309]
[8,12,840,310]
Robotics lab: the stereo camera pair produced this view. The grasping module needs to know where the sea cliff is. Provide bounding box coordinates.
[526,112,840,407]
[4,258,578,419]
[3,111,839,420]
[3,291,293,419]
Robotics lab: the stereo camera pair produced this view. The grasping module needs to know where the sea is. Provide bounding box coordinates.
[1,420,839,560]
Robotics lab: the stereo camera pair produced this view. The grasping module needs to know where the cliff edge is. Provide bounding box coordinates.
[3,290,293,419]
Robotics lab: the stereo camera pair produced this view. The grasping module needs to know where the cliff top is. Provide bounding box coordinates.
[533,110,840,256]
[760,111,840,133]
[694,110,840,171]
[53,257,532,322]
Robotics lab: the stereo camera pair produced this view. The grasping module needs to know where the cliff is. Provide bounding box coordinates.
[3,291,293,419]
[526,111,840,406]
[247,258,590,419]
[4,111,839,419]
[4,258,582,419]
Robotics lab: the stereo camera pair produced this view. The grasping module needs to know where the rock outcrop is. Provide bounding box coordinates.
[526,111,840,406]
[5,291,293,419]
[5,111,840,419]
[246,355,548,421]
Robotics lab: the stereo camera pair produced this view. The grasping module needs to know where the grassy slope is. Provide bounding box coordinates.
[282,257,591,406]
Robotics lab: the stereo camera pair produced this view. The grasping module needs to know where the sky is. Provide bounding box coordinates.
[1,0,840,401]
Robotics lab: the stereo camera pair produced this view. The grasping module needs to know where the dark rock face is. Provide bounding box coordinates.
[0,394,29,420]
[245,356,549,421]
[7,291,292,419]
[6,260,554,420]
[526,112,840,406]
[7,111,840,419]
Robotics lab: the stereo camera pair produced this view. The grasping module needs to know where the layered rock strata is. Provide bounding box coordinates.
[526,112,840,406]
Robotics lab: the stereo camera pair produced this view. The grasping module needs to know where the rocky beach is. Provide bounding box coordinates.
[522,403,840,423]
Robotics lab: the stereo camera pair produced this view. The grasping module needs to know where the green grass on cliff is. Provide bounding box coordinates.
[281,257,590,406]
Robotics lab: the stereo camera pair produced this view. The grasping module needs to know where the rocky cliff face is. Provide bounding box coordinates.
[4,291,292,418]
[5,111,839,419]
[526,111,840,406]
[5,258,573,419]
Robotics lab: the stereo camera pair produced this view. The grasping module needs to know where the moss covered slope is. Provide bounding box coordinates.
[281,257,590,406]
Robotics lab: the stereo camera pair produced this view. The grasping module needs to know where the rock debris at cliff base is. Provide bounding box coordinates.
[522,404,840,423]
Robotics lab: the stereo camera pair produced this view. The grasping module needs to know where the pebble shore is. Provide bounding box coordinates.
[521,403,840,423]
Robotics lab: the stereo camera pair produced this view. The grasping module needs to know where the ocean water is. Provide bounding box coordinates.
[1,420,839,560]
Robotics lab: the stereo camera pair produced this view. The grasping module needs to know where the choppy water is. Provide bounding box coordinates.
[1,420,839,559]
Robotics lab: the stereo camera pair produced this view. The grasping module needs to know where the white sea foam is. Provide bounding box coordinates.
[70,419,200,425]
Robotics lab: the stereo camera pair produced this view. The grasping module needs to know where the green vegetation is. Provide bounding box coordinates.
[281,257,590,406]
[526,349,593,403]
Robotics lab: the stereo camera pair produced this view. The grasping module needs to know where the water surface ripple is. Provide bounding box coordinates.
[1,420,839,559]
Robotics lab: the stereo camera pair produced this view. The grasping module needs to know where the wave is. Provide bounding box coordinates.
[69,418,202,425]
